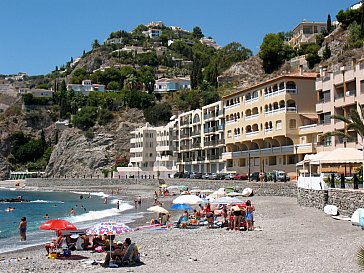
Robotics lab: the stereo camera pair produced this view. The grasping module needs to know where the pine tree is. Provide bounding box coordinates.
[71,57,73,63]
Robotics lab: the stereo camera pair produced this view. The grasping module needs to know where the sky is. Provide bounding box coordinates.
[0,0,357,76]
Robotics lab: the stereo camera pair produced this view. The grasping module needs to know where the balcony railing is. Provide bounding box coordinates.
[245,114,259,120]
[192,143,201,148]
[225,119,238,125]
[264,128,273,134]
[224,102,240,109]
[245,131,259,137]
[245,97,259,104]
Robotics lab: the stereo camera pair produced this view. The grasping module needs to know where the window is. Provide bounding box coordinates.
[276,120,282,130]
[289,119,296,129]
[361,80,364,94]
[227,130,232,138]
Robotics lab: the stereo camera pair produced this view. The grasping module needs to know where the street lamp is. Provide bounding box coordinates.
[248,152,251,181]
[295,145,299,180]
[343,137,348,176]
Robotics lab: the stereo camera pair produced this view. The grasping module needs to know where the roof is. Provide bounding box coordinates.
[155,77,190,83]
[223,72,317,99]
[297,148,363,166]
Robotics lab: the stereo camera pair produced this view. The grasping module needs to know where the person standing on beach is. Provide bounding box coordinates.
[116,200,120,210]
[19,217,27,241]
[137,196,142,207]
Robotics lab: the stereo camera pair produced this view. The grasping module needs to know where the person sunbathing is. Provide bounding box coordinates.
[45,231,63,254]
[102,238,140,266]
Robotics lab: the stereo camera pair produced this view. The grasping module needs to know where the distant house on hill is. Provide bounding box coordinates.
[154,77,191,93]
[200,38,222,50]
[288,21,326,49]
[67,80,105,96]
[143,29,162,39]
[104,38,123,45]
[146,21,165,28]
[18,88,54,98]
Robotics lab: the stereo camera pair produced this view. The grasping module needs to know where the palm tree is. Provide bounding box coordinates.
[328,107,364,178]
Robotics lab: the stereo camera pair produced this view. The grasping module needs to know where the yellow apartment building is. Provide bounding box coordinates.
[222,72,318,177]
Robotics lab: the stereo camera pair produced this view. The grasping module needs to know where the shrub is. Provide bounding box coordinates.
[72,106,98,130]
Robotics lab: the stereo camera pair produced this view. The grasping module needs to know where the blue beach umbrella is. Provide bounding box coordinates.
[170,204,193,210]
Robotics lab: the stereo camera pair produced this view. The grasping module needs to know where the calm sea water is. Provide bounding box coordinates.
[0,188,144,253]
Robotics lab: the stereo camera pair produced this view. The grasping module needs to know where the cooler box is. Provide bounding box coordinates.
[63,249,71,257]
[359,209,364,229]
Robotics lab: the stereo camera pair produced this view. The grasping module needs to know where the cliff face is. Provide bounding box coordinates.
[45,109,145,178]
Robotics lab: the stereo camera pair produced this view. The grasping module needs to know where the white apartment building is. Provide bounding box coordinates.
[114,121,178,179]
[18,88,54,98]
[315,59,364,152]
[177,101,225,173]
[288,21,326,49]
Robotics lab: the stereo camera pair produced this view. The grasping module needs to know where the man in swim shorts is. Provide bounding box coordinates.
[19,217,27,241]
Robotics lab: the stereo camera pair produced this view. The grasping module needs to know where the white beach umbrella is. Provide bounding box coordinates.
[147,206,169,214]
[211,196,244,205]
[207,190,226,200]
[227,192,243,197]
[200,189,214,194]
[173,195,204,205]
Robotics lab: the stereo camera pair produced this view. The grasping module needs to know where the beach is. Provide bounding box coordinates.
[0,185,362,273]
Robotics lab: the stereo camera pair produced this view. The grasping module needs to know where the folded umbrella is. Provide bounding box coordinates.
[170,204,193,210]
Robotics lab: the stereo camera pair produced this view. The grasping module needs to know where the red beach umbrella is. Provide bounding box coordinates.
[39,219,77,231]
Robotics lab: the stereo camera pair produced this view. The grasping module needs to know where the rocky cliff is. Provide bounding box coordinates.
[45,109,145,177]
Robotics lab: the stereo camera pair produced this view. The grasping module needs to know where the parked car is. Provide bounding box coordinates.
[173,172,183,178]
[272,170,290,182]
[233,173,249,180]
[194,172,203,179]
[215,173,226,180]
[204,173,212,179]
[224,173,236,180]
[208,173,217,180]
[189,172,198,179]
[250,172,260,181]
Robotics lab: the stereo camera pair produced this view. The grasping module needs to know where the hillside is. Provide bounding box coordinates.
[1,15,364,179]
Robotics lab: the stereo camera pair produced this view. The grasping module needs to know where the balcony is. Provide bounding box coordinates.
[207,154,221,160]
[225,119,238,125]
[191,130,201,136]
[221,145,295,159]
[224,102,241,110]
[264,87,297,98]
[245,131,259,137]
[245,97,259,104]
[245,114,259,121]
[264,128,273,134]
[130,147,143,153]
[298,124,317,134]
[180,132,190,138]
[192,143,201,148]
[180,144,191,151]
[217,124,225,131]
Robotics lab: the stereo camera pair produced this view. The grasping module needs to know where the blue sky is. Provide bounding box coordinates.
[0,0,356,75]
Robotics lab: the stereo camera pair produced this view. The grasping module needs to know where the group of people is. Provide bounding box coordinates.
[176,200,256,231]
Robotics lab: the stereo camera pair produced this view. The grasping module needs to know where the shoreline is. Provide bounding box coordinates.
[0,182,159,256]
[0,195,362,272]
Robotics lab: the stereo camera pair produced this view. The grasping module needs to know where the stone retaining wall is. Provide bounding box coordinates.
[297,187,364,216]
[163,179,297,197]
[25,178,159,188]
[297,188,328,210]
[328,189,364,216]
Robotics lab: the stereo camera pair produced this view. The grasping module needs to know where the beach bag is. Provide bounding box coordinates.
[63,249,71,257]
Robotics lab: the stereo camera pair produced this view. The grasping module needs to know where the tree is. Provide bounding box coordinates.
[143,103,172,125]
[329,108,364,181]
[92,39,101,50]
[192,26,204,39]
[191,55,203,89]
[322,44,331,60]
[72,106,98,130]
[305,44,321,69]
[327,14,333,33]
[259,33,292,73]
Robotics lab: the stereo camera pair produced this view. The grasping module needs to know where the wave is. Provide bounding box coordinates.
[29,200,63,203]
[0,187,17,191]
[110,198,124,205]
[64,203,134,223]
[71,191,110,198]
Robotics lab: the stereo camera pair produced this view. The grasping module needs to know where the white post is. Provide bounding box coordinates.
[362,136,364,188]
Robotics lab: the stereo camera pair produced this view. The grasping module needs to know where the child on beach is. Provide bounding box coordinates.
[19,217,27,241]
[245,200,255,231]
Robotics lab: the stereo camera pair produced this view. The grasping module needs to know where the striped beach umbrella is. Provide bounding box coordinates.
[86,221,133,236]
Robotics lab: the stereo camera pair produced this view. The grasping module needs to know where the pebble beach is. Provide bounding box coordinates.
[0,185,362,273]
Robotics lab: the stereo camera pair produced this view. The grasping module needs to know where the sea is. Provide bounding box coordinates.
[0,188,146,254]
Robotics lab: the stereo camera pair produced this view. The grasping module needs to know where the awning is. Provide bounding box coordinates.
[317,148,362,164]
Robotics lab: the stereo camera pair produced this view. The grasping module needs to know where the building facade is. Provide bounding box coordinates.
[177,101,225,173]
[315,59,364,152]
[115,121,178,179]
[288,21,326,49]
[18,88,54,98]
[222,72,318,177]
[154,77,191,93]
[67,80,105,96]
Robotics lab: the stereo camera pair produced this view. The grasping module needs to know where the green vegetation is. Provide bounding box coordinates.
[143,103,172,126]
[23,93,52,106]
[259,33,296,73]
[9,131,49,170]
